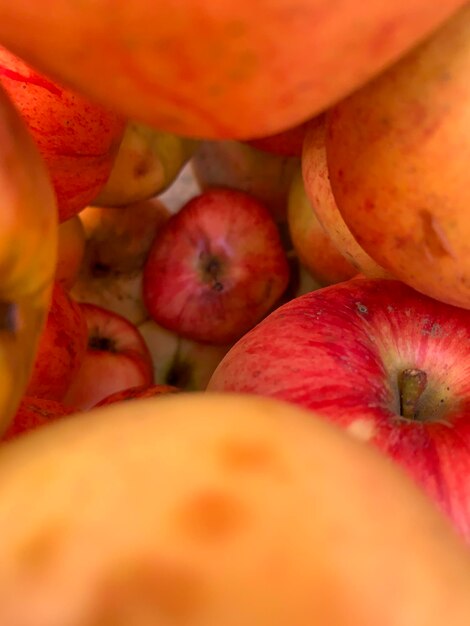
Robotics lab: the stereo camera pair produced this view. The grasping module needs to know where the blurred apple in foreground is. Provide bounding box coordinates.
[55,216,86,290]
[138,319,231,391]
[209,278,470,538]
[288,168,357,285]
[95,121,198,207]
[72,200,169,325]
[64,303,153,410]
[94,384,180,407]
[0,393,468,625]
[143,189,290,345]
[326,4,470,308]
[192,140,299,223]
[26,283,87,402]
[2,396,76,441]
[0,46,125,222]
[302,115,390,278]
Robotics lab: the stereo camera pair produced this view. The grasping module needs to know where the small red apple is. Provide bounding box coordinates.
[0,46,125,222]
[143,188,290,345]
[94,384,180,408]
[63,303,153,410]
[2,396,77,441]
[26,282,88,402]
[208,278,470,538]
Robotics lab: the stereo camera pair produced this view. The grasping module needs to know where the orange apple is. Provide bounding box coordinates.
[0,1,464,138]
[288,168,357,285]
[245,120,309,157]
[55,216,86,290]
[326,4,470,308]
[302,115,390,278]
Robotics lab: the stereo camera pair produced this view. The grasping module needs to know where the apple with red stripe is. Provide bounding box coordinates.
[209,278,470,539]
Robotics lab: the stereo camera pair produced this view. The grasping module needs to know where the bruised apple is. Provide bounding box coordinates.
[302,115,389,278]
[0,46,125,222]
[94,384,179,407]
[64,303,153,410]
[288,168,357,285]
[0,82,57,431]
[326,4,470,308]
[143,189,290,345]
[208,278,470,537]
[55,216,86,290]
[0,394,468,625]
[26,283,88,402]
[95,121,198,207]
[0,1,464,139]
[2,396,76,441]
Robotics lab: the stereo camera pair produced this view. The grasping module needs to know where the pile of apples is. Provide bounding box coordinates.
[0,2,469,625]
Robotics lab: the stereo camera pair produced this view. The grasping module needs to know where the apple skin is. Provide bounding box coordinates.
[143,188,290,345]
[326,5,470,309]
[72,200,170,325]
[288,168,357,285]
[0,46,125,222]
[94,384,180,407]
[55,216,86,290]
[26,283,88,402]
[94,121,199,207]
[63,303,154,410]
[192,140,299,223]
[138,319,232,391]
[302,115,390,279]
[0,1,465,139]
[2,396,77,441]
[245,120,309,157]
[208,278,470,538]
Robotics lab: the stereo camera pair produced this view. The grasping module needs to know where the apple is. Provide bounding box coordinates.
[0,1,464,139]
[94,384,180,407]
[138,319,231,391]
[2,396,77,441]
[245,120,310,157]
[72,199,169,325]
[208,278,470,538]
[0,393,469,625]
[26,282,88,402]
[288,167,357,285]
[63,303,153,410]
[326,4,470,309]
[302,115,390,278]
[0,46,125,222]
[143,188,290,345]
[192,140,299,223]
[94,120,198,207]
[0,81,57,431]
[55,215,86,290]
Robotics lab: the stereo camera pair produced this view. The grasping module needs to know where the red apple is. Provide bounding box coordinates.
[245,120,310,157]
[26,282,88,402]
[143,188,290,345]
[55,215,86,290]
[63,303,153,410]
[0,46,125,222]
[2,396,77,441]
[208,277,470,539]
[94,384,180,407]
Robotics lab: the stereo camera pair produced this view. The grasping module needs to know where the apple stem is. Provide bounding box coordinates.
[398,368,428,420]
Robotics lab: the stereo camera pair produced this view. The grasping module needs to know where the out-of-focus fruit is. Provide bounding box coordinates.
[326,4,470,308]
[94,384,180,407]
[2,396,76,441]
[288,168,357,285]
[245,120,309,157]
[209,278,470,538]
[64,303,153,410]
[0,394,468,625]
[143,189,290,345]
[0,46,125,222]
[56,216,86,290]
[26,282,87,402]
[95,121,198,207]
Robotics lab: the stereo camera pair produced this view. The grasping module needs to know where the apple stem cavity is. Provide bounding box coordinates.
[201,254,224,292]
[89,334,117,353]
[398,368,428,421]
[0,301,17,334]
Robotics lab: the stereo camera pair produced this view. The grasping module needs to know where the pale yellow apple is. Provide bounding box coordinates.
[55,216,85,290]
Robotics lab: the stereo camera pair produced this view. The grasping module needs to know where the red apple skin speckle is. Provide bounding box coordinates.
[2,397,77,441]
[143,188,290,345]
[94,384,180,408]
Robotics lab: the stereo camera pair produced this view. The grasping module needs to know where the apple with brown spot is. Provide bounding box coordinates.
[208,278,470,539]
[143,189,290,345]
[64,303,153,410]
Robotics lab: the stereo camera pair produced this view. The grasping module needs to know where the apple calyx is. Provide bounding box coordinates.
[88,334,117,353]
[398,368,428,421]
[200,252,224,292]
